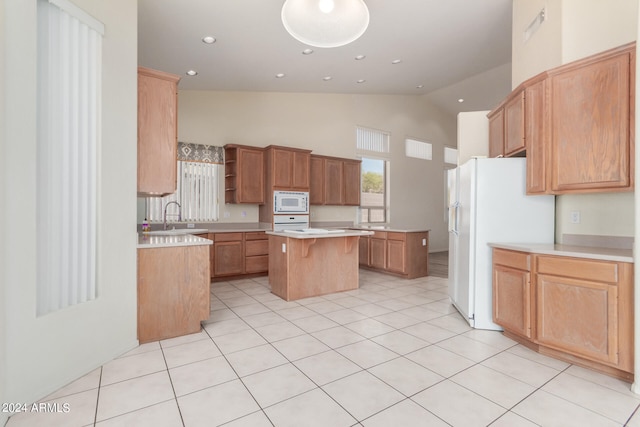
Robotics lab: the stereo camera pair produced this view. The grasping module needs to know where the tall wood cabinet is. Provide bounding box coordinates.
[137,67,180,196]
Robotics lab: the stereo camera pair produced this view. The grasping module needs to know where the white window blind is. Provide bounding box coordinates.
[146,161,219,223]
[36,0,103,315]
[405,138,432,160]
[356,127,390,154]
[444,147,458,165]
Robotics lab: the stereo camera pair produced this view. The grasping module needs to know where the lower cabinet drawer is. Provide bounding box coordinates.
[536,256,618,283]
[246,240,269,256]
[245,255,268,273]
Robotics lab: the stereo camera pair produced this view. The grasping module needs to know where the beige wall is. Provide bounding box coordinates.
[512,0,637,241]
[175,90,457,251]
[0,0,6,423]
[1,0,138,415]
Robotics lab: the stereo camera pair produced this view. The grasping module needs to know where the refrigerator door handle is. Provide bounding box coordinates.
[448,202,459,235]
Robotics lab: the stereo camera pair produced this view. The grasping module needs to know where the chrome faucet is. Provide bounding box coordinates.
[163,201,182,230]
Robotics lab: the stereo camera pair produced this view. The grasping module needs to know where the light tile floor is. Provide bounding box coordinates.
[7,270,640,426]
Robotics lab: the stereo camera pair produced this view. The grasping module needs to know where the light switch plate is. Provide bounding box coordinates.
[570,211,581,224]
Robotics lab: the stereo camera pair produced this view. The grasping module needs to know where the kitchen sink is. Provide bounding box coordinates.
[144,228,209,235]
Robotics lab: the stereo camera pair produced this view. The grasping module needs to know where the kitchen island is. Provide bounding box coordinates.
[137,233,212,343]
[267,229,373,301]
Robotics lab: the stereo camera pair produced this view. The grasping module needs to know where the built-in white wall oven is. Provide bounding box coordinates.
[273,191,309,214]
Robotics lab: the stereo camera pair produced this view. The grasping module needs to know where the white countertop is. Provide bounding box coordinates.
[137,233,213,249]
[489,242,634,263]
[266,229,373,239]
[350,225,431,233]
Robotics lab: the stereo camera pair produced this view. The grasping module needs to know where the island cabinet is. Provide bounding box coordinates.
[137,244,210,343]
[224,145,265,204]
[492,247,634,381]
[137,67,180,197]
[358,230,429,279]
[309,154,361,206]
[210,231,269,280]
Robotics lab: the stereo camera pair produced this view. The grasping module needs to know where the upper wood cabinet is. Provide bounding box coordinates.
[489,42,635,195]
[549,46,634,193]
[310,154,361,206]
[487,108,504,158]
[265,145,311,191]
[137,67,180,196]
[224,144,265,204]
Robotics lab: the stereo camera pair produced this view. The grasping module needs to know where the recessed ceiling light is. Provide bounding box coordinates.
[275,73,286,78]
[186,70,198,76]
[416,84,424,89]
[302,48,314,55]
[355,55,366,60]
[323,76,333,81]
[202,36,216,44]
[458,98,465,103]
[356,79,366,84]
[391,59,402,64]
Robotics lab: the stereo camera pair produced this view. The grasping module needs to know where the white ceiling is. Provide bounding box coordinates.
[138,0,513,116]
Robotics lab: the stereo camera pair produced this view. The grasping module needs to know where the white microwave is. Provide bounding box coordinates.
[273,191,309,214]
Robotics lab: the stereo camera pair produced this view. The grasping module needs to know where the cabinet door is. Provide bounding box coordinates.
[525,80,548,194]
[537,273,618,365]
[214,241,244,276]
[358,236,370,266]
[493,265,531,338]
[292,151,310,190]
[488,109,504,158]
[343,160,361,206]
[504,92,525,156]
[309,156,325,205]
[550,52,632,192]
[386,239,406,273]
[369,238,386,269]
[137,68,179,196]
[324,159,344,205]
[272,148,293,189]
[238,148,265,203]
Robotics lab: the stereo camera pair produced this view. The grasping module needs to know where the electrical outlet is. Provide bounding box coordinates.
[241,211,247,217]
[570,211,581,224]
[187,223,195,229]
[224,211,230,218]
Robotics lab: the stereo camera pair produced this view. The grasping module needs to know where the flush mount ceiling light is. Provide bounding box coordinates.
[281,0,370,48]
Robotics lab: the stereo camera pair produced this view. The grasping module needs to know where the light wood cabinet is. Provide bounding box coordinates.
[137,67,180,196]
[265,145,311,191]
[487,108,504,158]
[211,231,269,280]
[310,154,361,206]
[224,145,265,204]
[549,46,634,193]
[358,230,429,279]
[489,42,635,195]
[525,80,548,194]
[492,248,532,339]
[137,244,210,343]
[492,247,634,381]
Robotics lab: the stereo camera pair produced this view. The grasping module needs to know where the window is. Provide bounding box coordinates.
[405,138,432,160]
[357,126,390,224]
[146,161,219,223]
[36,0,104,315]
[360,157,387,223]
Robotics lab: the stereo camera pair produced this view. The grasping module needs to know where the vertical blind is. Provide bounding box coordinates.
[356,127,390,154]
[36,0,103,315]
[146,161,219,223]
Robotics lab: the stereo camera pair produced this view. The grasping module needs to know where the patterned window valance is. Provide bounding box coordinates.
[178,142,224,164]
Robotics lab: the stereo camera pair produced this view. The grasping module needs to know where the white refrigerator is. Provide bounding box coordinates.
[447,157,554,330]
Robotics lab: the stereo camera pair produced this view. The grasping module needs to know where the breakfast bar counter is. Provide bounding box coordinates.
[266,229,373,301]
